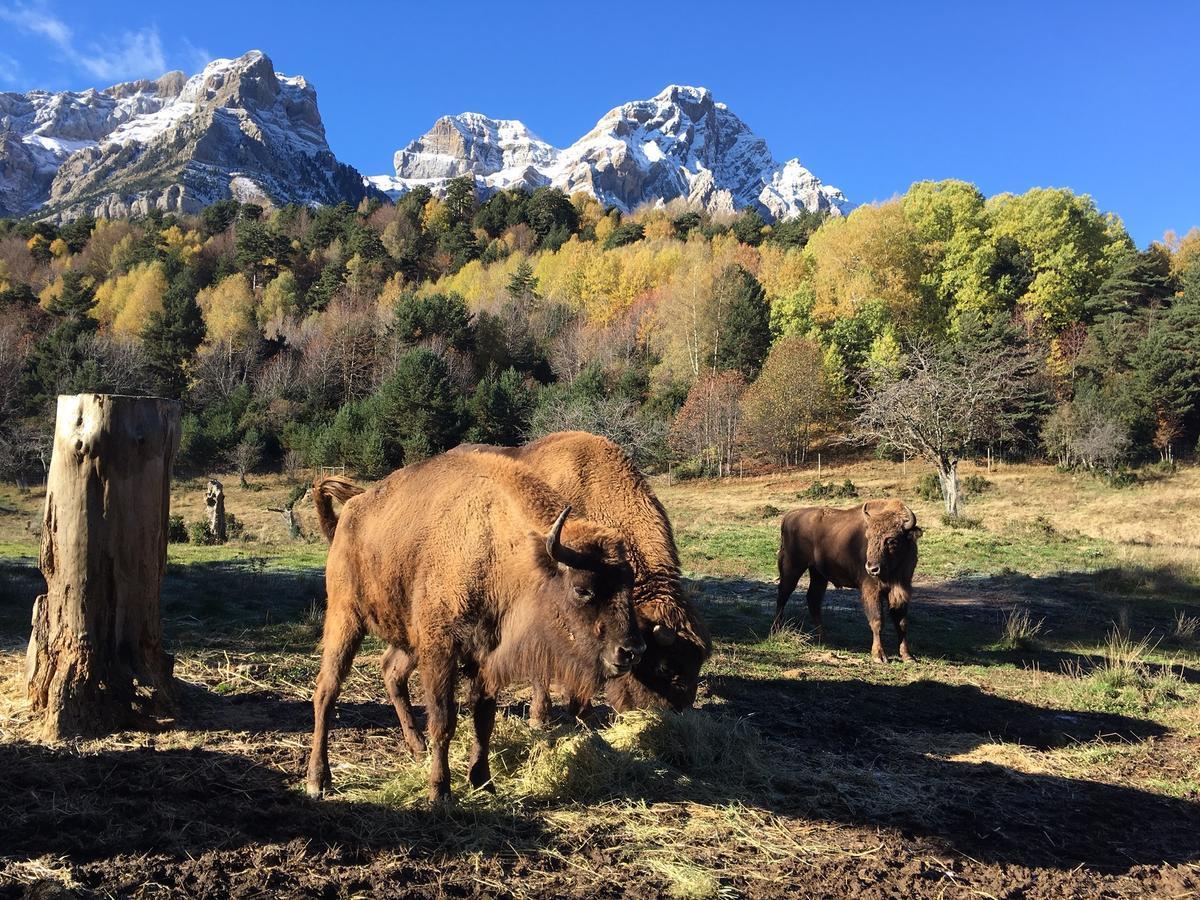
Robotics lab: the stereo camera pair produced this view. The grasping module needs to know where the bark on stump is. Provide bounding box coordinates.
[25,394,182,741]
[205,479,226,544]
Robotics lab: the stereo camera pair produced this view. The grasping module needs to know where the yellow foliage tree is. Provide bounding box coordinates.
[197,273,258,353]
[258,271,300,338]
[805,201,923,325]
[92,261,168,336]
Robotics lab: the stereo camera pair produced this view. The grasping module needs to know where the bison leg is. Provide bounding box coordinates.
[419,639,459,803]
[467,687,497,792]
[567,695,595,723]
[860,582,888,664]
[530,679,552,726]
[888,588,915,662]
[805,572,828,644]
[381,644,426,758]
[306,604,364,798]
[772,553,804,631]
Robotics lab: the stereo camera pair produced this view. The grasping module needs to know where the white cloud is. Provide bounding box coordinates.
[76,28,167,82]
[0,2,172,83]
[0,52,21,85]
[180,37,212,75]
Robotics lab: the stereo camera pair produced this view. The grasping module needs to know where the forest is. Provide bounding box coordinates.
[2,177,1198,499]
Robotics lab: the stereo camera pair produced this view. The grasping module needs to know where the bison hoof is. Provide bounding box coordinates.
[406,737,428,760]
[870,652,888,664]
[900,651,916,663]
[305,773,329,799]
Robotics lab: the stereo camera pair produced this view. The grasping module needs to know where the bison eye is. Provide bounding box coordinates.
[573,586,594,602]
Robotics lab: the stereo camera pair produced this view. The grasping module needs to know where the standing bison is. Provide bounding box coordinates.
[773,500,922,663]
[454,431,711,715]
[306,453,644,802]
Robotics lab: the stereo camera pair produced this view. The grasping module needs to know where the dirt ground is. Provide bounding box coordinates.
[1,461,1199,898]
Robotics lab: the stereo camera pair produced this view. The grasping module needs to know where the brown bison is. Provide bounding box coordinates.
[306,453,644,801]
[773,500,922,663]
[454,431,712,716]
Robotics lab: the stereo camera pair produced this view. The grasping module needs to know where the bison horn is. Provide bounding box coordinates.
[904,506,917,531]
[546,506,571,559]
[546,506,591,569]
[652,624,676,646]
[861,502,872,519]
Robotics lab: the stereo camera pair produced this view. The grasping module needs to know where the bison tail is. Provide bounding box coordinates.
[312,475,366,543]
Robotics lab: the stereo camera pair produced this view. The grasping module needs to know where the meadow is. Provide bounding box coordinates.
[1,458,1199,898]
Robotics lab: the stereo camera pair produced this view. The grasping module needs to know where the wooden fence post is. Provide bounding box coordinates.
[25,394,181,740]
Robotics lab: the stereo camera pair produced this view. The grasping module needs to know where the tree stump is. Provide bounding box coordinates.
[205,479,226,544]
[25,394,181,740]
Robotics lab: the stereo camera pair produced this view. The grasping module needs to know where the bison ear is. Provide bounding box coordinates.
[910,526,924,540]
[652,624,677,647]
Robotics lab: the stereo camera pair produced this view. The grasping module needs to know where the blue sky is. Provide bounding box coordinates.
[1,0,1196,246]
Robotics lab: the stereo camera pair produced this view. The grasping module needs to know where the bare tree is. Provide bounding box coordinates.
[229,438,263,488]
[856,342,1037,516]
[528,394,667,468]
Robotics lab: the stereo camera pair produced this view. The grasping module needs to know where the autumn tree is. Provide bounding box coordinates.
[669,371,747,477]
[740,335,835,465]
[197,273,258,358]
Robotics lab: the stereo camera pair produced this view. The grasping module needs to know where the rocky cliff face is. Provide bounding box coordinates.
[0,51,373,219]
[370,85,849,219]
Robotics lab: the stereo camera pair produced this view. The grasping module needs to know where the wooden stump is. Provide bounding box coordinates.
[25,394,181,741]
[205,479,226,544]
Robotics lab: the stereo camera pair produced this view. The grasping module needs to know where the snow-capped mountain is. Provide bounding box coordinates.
[370,85,849,220]
[367,113,559,197]
[0,51,373,219]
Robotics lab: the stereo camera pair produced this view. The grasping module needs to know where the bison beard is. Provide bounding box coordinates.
[306,454,643,802]
[774,499,922,664]
[452,432,712,718]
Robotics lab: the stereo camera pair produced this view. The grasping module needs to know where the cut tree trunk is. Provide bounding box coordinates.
[25,394,181,741]
[205,479,226,544]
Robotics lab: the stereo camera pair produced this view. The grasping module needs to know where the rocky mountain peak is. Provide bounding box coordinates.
[371,84,850,220]
[0,49,372,219]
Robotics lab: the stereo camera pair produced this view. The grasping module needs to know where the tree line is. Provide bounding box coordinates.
[1,177,1197,510]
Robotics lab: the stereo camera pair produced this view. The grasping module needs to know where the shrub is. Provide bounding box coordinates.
[916,472,991,505]
[940,513,982,530]
[167,515,189,544]
[962,473,993,495]
[914,472,940,501]
[189,520,216,545]
[225,512,245,540]
[799,479,858,500]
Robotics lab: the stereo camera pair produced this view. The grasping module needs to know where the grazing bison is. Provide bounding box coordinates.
[454,431,712,716]
[773,500,922,663]
[306,453,643,801]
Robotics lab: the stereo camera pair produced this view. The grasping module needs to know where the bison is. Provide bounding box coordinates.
[306,452,644,802]
[773,500,922,663]
[453,431,712,716]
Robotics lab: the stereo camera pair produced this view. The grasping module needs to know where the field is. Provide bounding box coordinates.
[2,460,1200,898]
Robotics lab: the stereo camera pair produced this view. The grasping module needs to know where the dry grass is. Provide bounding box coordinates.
[998,605,1045,650]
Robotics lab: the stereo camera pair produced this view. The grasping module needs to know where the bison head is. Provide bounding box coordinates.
[607,617,710,712]
[544,507,645,678]
[862,500,922,582]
